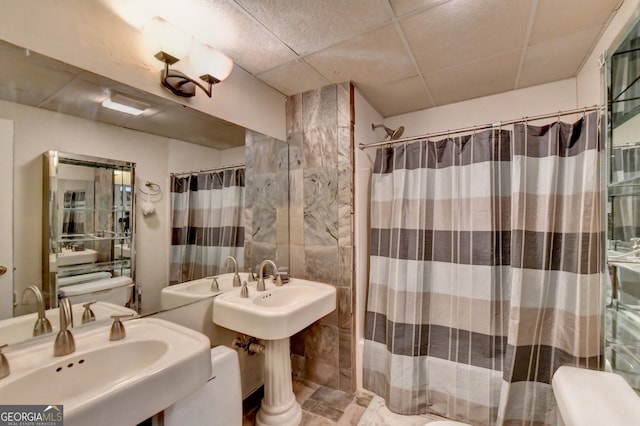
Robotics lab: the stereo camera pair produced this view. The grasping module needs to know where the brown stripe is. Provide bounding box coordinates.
[512,113,600,157]
[365,312,507,370]
[370,228,511,266]
[171,168,245,192]
[371,196,512,232]
[171,226,245,247]
[371,228,603,274]
[512,192,601,233]
[504,344,601,384]
[374,129,512,172]
[508,307,601,357]
[372,192,600,234]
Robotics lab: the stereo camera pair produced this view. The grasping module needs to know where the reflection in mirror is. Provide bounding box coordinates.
[606,15,640,393]
[168,165,245,284]
[0,39,288,347]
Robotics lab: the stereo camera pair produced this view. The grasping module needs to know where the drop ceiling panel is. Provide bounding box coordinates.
[426,51,521,105]
[187,0,298,74]
[518,26,602,89]
[305,24,416,86]
[359,76,433,117]
[234,0,391,55]
[257,59,329,96]
[529,0,621,44]
[390,0,454,17]
[401,0,530,75]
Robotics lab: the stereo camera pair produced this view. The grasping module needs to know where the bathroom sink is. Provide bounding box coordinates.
[0,318,211,426]
[212,278,336,340]
[56,248,98,266]
[0,301,137,345]
[160,272,249,310]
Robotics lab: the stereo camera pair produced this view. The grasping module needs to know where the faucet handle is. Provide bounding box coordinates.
[0,344,9,379]
[109,314,134,341]
[81,301,97,324]
[240,281,249,298]
[211,277,220,292]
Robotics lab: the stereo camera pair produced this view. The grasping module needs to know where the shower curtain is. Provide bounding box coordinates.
[169,167,245,284]
[363,112,603,425]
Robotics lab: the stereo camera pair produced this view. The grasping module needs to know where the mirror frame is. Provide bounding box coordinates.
[42,150,136,310]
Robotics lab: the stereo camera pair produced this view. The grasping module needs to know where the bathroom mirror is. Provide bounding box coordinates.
[0,39,289,346]
[605,14,640,392]
[42,151,136,310]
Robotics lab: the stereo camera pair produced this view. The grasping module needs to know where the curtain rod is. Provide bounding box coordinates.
[171,163,245,177]
[358,105,604,150]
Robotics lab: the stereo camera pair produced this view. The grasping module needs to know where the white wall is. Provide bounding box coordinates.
[0,99,230,315]
[0,0,286,141]
[384,78,578,138]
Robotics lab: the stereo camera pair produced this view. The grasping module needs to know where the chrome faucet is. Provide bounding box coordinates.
[54,298,75,357]
[22,285,52,336]
[224,256,242,287]
[257,260,281,291]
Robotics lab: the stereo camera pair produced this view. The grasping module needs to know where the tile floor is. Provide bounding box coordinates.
[241,381,454,425]
[242,380,374,425]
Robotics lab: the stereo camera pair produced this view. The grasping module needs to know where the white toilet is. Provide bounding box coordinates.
[553,365,640,425]
[164,345,243,425]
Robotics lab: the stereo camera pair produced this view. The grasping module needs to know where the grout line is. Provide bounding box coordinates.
[514,0,538,89]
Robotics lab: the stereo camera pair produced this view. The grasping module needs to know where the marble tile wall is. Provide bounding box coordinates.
[244,130,290,272]
[287,83,354,393]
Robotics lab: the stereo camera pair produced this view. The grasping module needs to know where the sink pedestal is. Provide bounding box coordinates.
[256,338,301,426]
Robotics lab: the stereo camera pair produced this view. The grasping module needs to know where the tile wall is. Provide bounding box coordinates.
[286,83,354,393]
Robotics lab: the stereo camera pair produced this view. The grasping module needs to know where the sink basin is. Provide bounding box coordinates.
[57,248,98,266]
[0,318,211,426]
[0,301,137,345]
[160,272,249,310]
[213,278,336,340]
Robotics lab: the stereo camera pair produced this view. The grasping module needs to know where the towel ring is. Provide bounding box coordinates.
[138,181,161,196]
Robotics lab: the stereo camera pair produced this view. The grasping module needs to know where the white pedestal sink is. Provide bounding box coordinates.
[213,278,336,426]
[0,318,211,426]
[160,272,249,310]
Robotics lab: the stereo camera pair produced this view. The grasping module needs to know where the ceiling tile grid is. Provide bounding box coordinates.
[234,0,620,117]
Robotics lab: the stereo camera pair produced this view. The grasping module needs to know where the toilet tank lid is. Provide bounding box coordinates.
[552,366,640,425]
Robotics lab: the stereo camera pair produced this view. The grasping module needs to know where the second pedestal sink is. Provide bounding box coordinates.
[160,272,250,310]
[0,318,211,426]
[213,277,336,426]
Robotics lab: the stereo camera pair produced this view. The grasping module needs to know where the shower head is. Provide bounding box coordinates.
[372,123,405,140]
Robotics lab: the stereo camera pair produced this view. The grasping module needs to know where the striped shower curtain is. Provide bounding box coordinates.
[169,167,245,284]
[363,112,603,425]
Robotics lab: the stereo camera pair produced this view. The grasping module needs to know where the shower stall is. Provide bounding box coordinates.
[358,108,604,425]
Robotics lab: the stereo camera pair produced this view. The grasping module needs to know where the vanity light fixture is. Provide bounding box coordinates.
[147,16,234,98]
[102,92,149,116]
